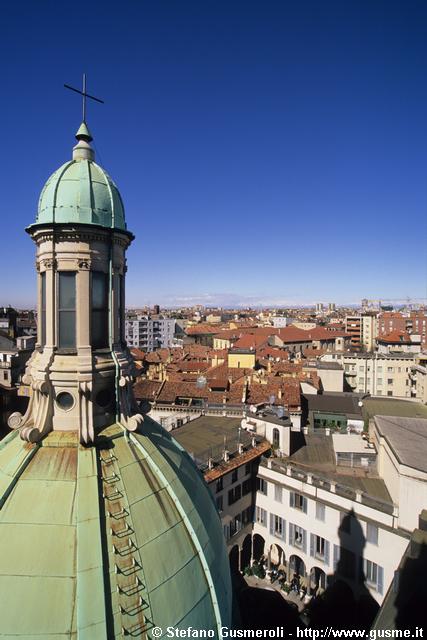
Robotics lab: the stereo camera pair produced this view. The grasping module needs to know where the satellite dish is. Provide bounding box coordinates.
[250,404,257,413]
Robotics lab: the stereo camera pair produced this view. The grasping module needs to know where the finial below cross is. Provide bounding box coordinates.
[64,74,104,123]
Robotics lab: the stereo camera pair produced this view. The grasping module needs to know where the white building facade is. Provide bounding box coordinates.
[125,315,176,351]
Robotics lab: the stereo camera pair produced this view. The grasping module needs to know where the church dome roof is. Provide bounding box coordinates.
[0,418,232,637]
[32,123,127,231]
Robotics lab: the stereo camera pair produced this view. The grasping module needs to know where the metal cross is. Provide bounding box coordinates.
[64,74,104,122]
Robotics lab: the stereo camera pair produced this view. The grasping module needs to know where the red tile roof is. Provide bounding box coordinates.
[133,379,163,401]
[232,334,269,350]
[378,330,414,344]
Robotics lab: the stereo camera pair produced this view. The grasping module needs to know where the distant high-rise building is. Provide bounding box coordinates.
[328,302,336,312]
[125,314,176,351]
[315,302,323,313]
[153,304,160,315]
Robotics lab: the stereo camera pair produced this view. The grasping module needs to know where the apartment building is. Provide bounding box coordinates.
[379,311,427,350]
[249,413,427,607]
[345,313,378,351]
[321,352,415,399]
[125,314,176,351]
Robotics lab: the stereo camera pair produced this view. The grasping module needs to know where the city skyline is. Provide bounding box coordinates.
[2,1,427,307]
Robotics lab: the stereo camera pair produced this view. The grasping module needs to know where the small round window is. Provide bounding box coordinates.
[96,389,113,408]
[56,391,74,411]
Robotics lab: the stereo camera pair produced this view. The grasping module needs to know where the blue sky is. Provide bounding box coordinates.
[2,0,427,308]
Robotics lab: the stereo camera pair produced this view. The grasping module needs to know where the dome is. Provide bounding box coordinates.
[32,123,127,231]
[0,417,232,637]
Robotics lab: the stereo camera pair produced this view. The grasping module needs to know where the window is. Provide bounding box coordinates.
[3,371,8,380]
[316,536,325,556]
[359,366,364,372]
[290,491,308,513]
[257,477,268,495]
[377,366,382,373]
[387,367,394,373]
[340,511,352,534]
[245,462,251,476]
[230,514,242,537]
[333,545,355,578]
[272,428,280,448]
[358,377,364,384]
[215,495,223,512]
[231,469,238,484]
[255,506,267,526]
[242,506,253,525]
[310,534,330,565]
[117,275,124,343]
[40,272,46,346]
[387,378,393,385]
[387,391,393,396]
[242,478,252,495]
[377,378,382,385]
[274,485,282,502]
[316,502,325,522]
[270,514,285,540]
[366,523,378,545]
[364,559,384,594]
[228,484,242,506]
[92,271,109,349]
[215,477,223,493]
[289,523,306,551]
[58,272,76,349]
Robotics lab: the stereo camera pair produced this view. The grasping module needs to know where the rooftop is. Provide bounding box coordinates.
[304,392,364,418]
[363,397,427,420]
[374,415,427,474]
[172,416,246,459]
[171,415,268,476]
[332,433,375,454]
[279,432,391,503]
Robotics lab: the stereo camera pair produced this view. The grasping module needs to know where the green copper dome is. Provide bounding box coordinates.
[0,418,233,637]
[33,123,127,231]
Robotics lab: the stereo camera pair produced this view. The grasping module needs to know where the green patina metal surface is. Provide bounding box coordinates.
[0,420,232,638]
[31,158,126,231]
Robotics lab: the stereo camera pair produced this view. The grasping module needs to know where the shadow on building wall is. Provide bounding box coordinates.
[394,542,427,631]
[373,510,427,634]
[305,509,379,630]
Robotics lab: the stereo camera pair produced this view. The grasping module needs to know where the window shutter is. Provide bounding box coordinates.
[361,557,367,581]
[270,513,274,536]
[281,518,286,542]
[302,529,307,554]
[333,544,340,571]
[289,522,295,545]
[377,566,384,595]
[310,533,315,557]
[324,541,330,566]
[290,492,295,507]
[303,496,308,513]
